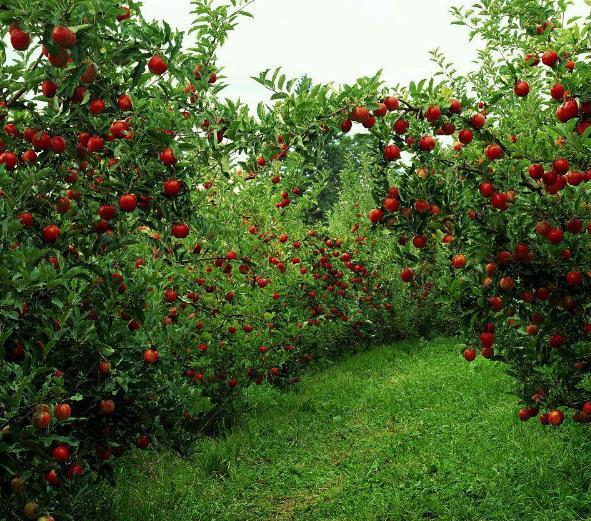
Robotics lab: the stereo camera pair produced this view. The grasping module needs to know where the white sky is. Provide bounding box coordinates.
[3,1,589,108]
[139,0,591,108]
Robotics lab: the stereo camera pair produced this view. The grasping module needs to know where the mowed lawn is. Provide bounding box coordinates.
[96,339,591,521]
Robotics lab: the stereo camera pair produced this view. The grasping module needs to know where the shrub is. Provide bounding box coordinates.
[4,0,591,517]
[0,2,394,518]
[361,1,591,424]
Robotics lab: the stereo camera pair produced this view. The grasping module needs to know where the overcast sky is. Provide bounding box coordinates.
[3,1,589,108]
[139,0,590,108]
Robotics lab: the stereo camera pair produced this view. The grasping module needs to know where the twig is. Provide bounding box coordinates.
[7,51,44,107]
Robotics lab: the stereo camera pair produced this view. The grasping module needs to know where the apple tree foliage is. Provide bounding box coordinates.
[2,0,591,518]
[0,0,397,518]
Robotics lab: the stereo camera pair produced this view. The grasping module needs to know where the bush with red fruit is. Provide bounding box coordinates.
[360,2,591,428]
[0,2,399,518]
[4,0,591,518]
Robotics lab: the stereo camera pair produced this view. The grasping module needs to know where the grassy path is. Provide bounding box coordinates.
[100,339,591,521]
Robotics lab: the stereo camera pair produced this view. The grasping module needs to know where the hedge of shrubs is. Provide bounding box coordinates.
[3,0,591,519]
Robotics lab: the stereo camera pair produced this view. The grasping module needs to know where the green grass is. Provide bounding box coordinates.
[96,338,591,521]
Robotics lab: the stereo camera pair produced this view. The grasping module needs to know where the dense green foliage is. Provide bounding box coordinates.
[0,2,397,519]
[363,0,591,424]
[3,0,591,518]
